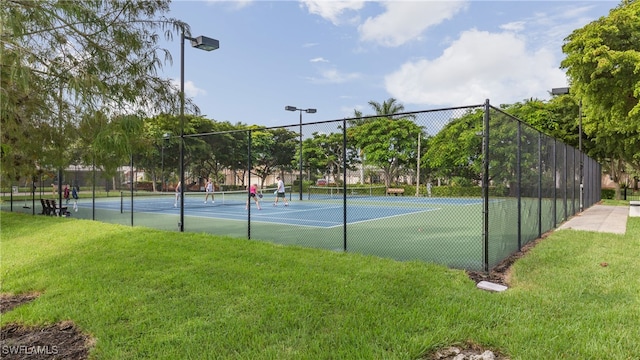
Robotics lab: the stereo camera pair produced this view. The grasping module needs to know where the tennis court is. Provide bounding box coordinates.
[68,186,485,269]
[82,186,482,228]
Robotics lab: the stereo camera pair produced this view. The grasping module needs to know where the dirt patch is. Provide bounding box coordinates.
[1,294,93,360]
[0,293,40,314]
[424,341,511,359]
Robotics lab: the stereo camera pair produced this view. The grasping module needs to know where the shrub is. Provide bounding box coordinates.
[601,189,615,199]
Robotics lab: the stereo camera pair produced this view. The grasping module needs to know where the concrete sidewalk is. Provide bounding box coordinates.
[557,205,629,235]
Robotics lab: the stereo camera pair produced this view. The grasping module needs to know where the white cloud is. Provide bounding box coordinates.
[530,5,603,51]
[310,57,329,63]
[306,68,361,84]
[301,0,365,25]
[384,29,567,107]
[171,79,207,98]
[359,1,468,47]
[501,21,525,32]
[339,104,364,118]
[205,0,252,10]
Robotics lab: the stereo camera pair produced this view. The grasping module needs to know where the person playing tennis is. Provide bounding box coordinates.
[204,178,215,204]
[273,176,288,207]
[245,183,261,210]
[72,185,79,212]
[174,181,181,208]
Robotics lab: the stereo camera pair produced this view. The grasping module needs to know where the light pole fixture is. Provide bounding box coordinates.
[180,31,219,232]
[551,87,570,96]
[551,86,583,211]
[285,106,317,200]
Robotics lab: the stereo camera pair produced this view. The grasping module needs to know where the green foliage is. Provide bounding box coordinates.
[425,109,483,181]
[305,131,358,183]
[449,176,474,187]
[1,0,184,182]
[561,0,640,191]
[432,186,482,197]
[601,188,616,199]
[347,98,424,187]
[350,117,423,187]
[501,98,588,151]
[403,184,485,198]
[248,127,297,187]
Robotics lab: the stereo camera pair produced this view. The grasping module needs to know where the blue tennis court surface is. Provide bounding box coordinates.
[81,195,482,228]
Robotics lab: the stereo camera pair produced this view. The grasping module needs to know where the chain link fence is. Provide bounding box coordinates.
[2,101,601,272]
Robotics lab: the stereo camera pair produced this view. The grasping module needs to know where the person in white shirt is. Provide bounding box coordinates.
[273,176,288,206]
[204,178,215,203]
[174,181,181,208]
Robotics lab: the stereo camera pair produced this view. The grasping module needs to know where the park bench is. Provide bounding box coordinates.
[386,188,405,196]
[40,199,51,215]
[48,199,68,216]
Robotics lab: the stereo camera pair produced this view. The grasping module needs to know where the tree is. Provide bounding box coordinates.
[199,121,251,187]
[1,1,189,183]
[348,98,422,187]
[83,114,146,191]
[425,109,483,182]
[349,118,422,187]
[500,98,586,150]
[305,131,359,184]
[367,98,406,118]
[561,0,640,198]
[248,127,297,188]
[140,113,181,191]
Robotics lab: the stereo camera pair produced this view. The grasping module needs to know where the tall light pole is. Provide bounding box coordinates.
[551,87,583,211]
[180,31,219,232]
[285,106,317,200]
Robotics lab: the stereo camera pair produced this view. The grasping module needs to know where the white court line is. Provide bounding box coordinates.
[185,213,338,228]
[88,202,444,229]
[322,208,440,229]
[188,206,345,228]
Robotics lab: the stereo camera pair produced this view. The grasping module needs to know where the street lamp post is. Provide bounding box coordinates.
[285,106,317,200]
[551,87,583,211]
[180,31,219,232]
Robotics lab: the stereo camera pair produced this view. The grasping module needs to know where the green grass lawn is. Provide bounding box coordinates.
[600,199,634,206]
[1,210,639,359]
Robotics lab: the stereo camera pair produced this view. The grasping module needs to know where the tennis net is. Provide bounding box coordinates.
[119,187,289,212]
[307,185,387,200]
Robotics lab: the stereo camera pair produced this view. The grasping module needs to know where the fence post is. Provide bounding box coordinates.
[92,158,96,220]
[553,140,557,227]
[343,118,348,252]
[247,129,252,240]
[482,99,490,273]
[517,121,522,251]
[538,133,542,238]
[130,154,134,227]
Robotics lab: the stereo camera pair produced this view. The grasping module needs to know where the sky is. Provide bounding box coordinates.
[160,0,618,128]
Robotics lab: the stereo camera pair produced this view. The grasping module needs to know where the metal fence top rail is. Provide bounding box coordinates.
[183,104,485,139]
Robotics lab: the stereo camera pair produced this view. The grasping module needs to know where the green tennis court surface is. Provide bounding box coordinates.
[81,192,482,228]
[15,191,487,269]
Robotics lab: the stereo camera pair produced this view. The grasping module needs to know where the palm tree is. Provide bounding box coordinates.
[368,98,405,118]
[348,98,420,187]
